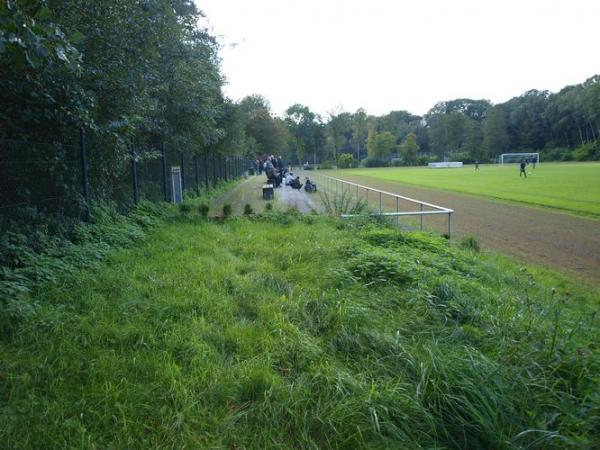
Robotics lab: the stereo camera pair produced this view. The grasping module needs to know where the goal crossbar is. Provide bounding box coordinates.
[499,153,540,165]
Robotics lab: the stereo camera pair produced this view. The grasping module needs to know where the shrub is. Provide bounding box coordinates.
[416,155,435,166]
[337,153,355,169]
[460,235,481,252]
[542,147,568,161]
[572,141,600,161]
[222,204,233,218]
[243,204,254,216]
[320,161,334,170]
[179,202,192,213]
[198,203,209,218]
[303,164,314,171]
[265,202,273,211]
[360,156,389,168]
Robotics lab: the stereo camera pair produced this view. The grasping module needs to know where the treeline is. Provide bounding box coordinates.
[240,77,600,167]
[2,2,599,174]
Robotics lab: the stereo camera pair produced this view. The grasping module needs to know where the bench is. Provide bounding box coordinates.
[262,184,274,200]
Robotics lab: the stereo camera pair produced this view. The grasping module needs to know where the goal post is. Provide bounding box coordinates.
[499,152,540,165]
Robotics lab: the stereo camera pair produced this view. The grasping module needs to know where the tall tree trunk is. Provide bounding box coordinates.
[588,122,597,141]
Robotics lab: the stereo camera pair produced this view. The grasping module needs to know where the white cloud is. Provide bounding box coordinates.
[197,0,600,117]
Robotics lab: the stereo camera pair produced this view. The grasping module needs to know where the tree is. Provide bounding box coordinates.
[284,104,323,164]
[368,131,396,159]
[399,132,419,165]
[483,107,509,158]
[352,108,368,161]
[462,119,483,160]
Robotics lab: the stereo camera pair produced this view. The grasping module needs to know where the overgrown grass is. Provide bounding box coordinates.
[1,211,599,449]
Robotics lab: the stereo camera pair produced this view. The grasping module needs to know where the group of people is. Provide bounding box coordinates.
[256,155,286,187]
[255,155,317,192]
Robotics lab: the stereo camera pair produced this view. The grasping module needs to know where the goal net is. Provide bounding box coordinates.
[499,153,540,165]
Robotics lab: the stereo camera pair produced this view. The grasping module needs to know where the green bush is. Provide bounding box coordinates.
[265,202,273,211]
[417,155,436,166]
[319,161,334,170]
[572,141,600,161]
[337,153,355,169]
[360,156,389,168]
[222,204,233,218]
[198,203,209,218]
[243,204,254,215]
[179,202,192,213]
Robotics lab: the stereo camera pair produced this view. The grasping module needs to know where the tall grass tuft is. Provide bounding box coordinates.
[319,188,368,216]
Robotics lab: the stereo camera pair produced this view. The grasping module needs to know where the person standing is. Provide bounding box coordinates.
[475,159,479,170]
[519,159,527,178]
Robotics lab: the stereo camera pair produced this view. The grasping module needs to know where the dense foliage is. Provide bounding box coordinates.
[233,76,600,167]
[1,212,598,448]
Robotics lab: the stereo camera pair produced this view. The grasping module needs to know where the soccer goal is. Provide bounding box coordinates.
[499,152,540,165]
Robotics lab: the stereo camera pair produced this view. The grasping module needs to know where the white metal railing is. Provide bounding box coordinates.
[304,172,454,238]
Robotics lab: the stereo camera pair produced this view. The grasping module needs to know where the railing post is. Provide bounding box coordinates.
[379,192,382,215]
[161,143,168,201]
[131,145,139,205]
[396,197,400,227]
[79,127,91,221]
[448,212,453,239]
[420,204,424,230]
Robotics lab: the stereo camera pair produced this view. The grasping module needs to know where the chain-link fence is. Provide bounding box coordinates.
[0,131,248,225]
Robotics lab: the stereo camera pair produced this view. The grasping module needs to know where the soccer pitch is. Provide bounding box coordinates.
[334,162,600,218]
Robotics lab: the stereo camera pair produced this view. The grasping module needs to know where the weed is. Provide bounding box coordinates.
[460,235,481,252]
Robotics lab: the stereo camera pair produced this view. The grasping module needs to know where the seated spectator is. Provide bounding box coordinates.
[304,178,317,193]
[290,176,303,190]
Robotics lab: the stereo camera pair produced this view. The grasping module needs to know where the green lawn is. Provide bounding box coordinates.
[334,162,600,217]
[1,211,599,448]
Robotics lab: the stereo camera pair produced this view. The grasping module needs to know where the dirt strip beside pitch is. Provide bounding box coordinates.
[330,173,600,284]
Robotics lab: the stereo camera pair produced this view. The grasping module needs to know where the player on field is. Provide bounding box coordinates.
[519,159,527,178]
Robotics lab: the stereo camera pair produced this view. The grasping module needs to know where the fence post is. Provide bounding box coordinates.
[396,197,400,227]
[204,152,209,189]
[420,204,424,230]
[131,145,139,205]
[448,212,453,239]
[79,127,91,221]
[379,192,382,215]
[212,152,217,186]
[161,143,168,201]
[194,155,200,194]
[180,153,186,193]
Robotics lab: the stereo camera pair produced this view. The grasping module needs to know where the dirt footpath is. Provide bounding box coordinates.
[331,173,600,284]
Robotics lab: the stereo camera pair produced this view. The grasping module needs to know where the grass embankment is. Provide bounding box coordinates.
[334,162,600,217]
[1,212,599,448]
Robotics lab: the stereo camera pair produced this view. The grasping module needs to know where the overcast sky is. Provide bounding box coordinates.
[198,0,600,118]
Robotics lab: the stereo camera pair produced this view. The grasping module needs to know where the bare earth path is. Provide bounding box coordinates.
[328,173,600,284]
